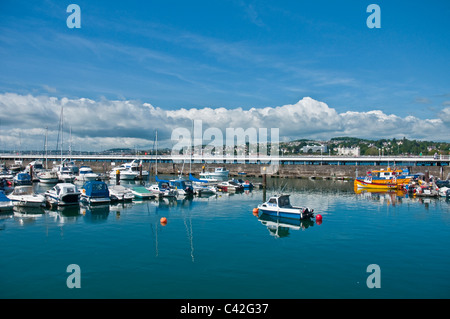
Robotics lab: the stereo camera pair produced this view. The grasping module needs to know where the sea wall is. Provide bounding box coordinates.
[3,160,449,180]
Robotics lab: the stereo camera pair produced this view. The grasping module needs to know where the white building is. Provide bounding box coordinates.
[302,144,328,153]
[337,146,360,156]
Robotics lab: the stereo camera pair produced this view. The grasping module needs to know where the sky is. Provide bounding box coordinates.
[0,0,449,152]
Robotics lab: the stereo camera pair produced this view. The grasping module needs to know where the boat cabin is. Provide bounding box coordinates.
[265,195,292,208]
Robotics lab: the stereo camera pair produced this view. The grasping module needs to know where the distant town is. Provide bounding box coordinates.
[3,137,449,158]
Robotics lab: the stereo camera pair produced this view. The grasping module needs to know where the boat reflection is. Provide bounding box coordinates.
[81,203,110,223]
[354,187,407,206]
[47,205,82,224]
[12,206,45,226]
[258,213,314,238]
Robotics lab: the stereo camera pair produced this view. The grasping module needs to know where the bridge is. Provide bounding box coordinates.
[1,153,449,167]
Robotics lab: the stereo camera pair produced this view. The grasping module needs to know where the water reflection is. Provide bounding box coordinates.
[47,205,82,224]
[258,213,315,238]
[12,205,46,226]
[81,203,110,223]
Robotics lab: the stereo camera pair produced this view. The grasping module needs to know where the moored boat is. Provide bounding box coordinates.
[130,186,156,199]
[80,181,110,205]
[200,167,229,182]
[356,167,413,188]
[37,170,59,184]
[109,159,149,180]
[257,194,314,220]
[217,180,243,192]
[7,186,46,208]
[45,183,81,206]
[13,172,32,186]
[354,177,398,190]
[109,185,135,201]
[77,166,99,182]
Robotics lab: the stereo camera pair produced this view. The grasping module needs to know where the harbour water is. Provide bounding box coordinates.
[1,178,449,299]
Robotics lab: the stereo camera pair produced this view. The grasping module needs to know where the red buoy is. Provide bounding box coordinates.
[316,214,322,222]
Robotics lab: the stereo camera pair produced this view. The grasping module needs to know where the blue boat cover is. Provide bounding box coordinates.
[155,175,170,183]
[16,173,31,180]
[0,190,10,202]
[82,181,109,197]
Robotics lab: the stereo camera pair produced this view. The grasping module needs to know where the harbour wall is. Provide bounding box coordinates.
[2,158,449,180]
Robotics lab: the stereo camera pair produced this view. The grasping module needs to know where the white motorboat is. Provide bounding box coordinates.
[109,159,149,180]
[7,186,46,208]
[109,167,139,180]
[37,170,59,184]
[76,166,98,182]
[57,166,76,183]
[109,185,135,201]
[199,167,229,181]
[193,184,217,195]
[257,194,314,220]
[45,183,81,206]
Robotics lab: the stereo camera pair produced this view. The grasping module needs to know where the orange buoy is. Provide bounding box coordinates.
[252,208,259,216]
[160,217,167,226]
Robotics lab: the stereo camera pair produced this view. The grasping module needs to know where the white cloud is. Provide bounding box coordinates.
[0,93,448,151]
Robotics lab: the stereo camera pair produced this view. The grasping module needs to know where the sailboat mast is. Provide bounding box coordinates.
[155,129,158,176]
[45,127,48,169]
[61,106,63,162]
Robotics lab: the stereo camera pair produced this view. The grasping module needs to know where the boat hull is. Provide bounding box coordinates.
[354,179,398,190]
[257,206,314,220]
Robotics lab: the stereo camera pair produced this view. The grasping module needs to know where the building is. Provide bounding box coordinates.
[302,144,328,153]
[337,146,360,156]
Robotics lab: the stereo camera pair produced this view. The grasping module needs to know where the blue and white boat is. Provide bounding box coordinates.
[13,172,32,186]
[156,176,193,197]
[147,177,177,198]
[45,183,81,206]
[189,173,217,195]
[232,178,253,189]
[80,181,110,205]
[257,194,314,220]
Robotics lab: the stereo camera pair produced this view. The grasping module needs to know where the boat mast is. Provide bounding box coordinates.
[45,127,48,169]
[155,129,158,176]
[61,106,63,163]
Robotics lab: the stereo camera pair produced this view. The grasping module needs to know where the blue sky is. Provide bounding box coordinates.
[0,0,449,150]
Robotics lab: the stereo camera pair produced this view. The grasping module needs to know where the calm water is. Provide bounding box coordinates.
[1,178,449,299]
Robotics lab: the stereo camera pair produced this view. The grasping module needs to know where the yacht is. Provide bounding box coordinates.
[76,166,98,182]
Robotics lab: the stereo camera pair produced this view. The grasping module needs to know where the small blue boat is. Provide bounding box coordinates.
[80,181,110,205]
[257,194,314,220]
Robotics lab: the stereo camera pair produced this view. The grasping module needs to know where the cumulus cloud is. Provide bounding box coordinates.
[0,93,448,151]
